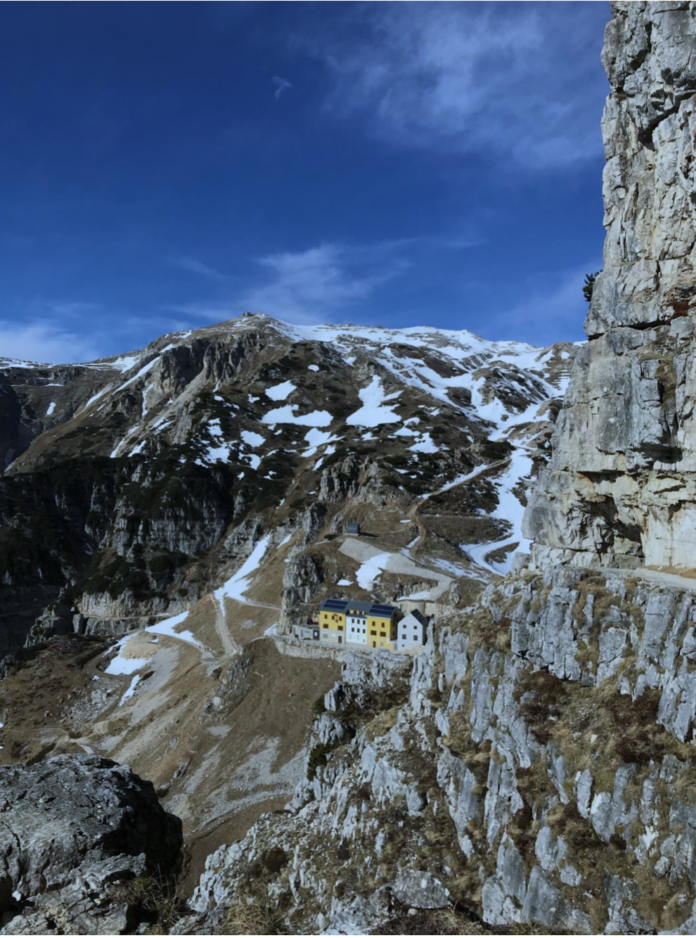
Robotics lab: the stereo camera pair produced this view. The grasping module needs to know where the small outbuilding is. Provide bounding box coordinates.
[346,521,361,535]
[396,609,428,651]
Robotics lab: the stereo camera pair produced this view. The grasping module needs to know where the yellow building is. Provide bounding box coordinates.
[319,599,347,644]
[319,599,397,649]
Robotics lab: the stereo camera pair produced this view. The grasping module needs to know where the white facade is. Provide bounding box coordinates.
[346,615,368,645]
[396,612,426,651]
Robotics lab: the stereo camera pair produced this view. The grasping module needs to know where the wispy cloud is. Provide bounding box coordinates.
[167,302,237,321]
[301,3,607,170]
[176,256,230,282]
[44,301,103,318]
[170,239,421,324]
[0,319,102,364]
[272,76,293,99]
[170,233,486,325]
[244,243,400,321]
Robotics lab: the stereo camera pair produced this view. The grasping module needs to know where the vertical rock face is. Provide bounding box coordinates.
[526,2,696,570]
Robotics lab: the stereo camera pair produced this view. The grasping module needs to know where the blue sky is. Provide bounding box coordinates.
[0,1,610,363]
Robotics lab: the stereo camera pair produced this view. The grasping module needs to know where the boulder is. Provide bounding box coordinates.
[0,754,182,934]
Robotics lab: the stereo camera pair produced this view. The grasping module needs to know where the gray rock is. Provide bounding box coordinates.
[391,870,450,909]
[0,754,182,934]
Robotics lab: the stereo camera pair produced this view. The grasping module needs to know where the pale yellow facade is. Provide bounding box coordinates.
[320,609,346,643]
[365,616,396,650]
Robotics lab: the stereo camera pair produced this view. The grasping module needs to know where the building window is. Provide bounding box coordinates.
[380,632,386,638]
[338,625,343,631]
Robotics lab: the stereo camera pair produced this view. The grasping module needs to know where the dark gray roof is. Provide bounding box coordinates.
[320,598,349,613]
[320,598,396,619]
[402,609,428,626]
[345,600,372,615]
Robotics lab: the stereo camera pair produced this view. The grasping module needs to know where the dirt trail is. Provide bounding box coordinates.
[606,566,696,593]
[407,458,510,553]
[213,599,240,657]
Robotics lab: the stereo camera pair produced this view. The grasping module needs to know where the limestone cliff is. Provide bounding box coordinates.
[526,2,696,570]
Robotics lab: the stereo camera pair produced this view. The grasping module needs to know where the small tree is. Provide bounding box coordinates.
[583,270,601,303]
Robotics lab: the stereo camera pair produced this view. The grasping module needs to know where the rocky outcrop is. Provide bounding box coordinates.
[0,754,182,934]
[281,554,324,625]
[526,2,696,570]
[183,565,696,934]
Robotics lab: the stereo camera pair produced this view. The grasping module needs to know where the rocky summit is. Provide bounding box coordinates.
[1,2,696,936]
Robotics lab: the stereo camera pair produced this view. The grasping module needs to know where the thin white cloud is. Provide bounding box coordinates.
[240,242,404,322]
[176,257,229,282]
[45,301,102,318]
[0,319,102,364]
[168,303,237,321]
[302,2,607,170]
[272,76,293,99]
[170,235,484,325]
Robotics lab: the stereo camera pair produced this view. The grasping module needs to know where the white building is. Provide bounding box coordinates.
[346,615,367,644]
[396,610,428,651]
[345,600,374,645]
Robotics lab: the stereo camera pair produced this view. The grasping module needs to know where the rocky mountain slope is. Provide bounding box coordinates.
[167,3,696,935]
[0,315,574,917]
[0,316,573,653]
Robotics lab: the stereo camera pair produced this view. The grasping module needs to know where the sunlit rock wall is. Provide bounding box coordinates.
[526,2,696,570]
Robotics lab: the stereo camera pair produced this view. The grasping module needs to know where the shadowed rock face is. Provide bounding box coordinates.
[526,2,696,570]
[0,754,182,934]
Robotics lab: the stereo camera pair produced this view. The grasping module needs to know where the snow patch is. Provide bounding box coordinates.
[215,536,271,605]
[346,377,401,428]
[262,405,332,427]
[266,380,296,402]
[144,611,203,648]
[241,429,265,448]
[355,552,392,590]
[109,354,141,373]
[303,428,338,457]
[410,432,438,454]
[104,637,147,676]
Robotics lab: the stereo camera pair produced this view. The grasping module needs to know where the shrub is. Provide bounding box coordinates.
[225,900,285,935]
[583,270,601,303]
[307,739,342,781]
[113,875,185,932]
